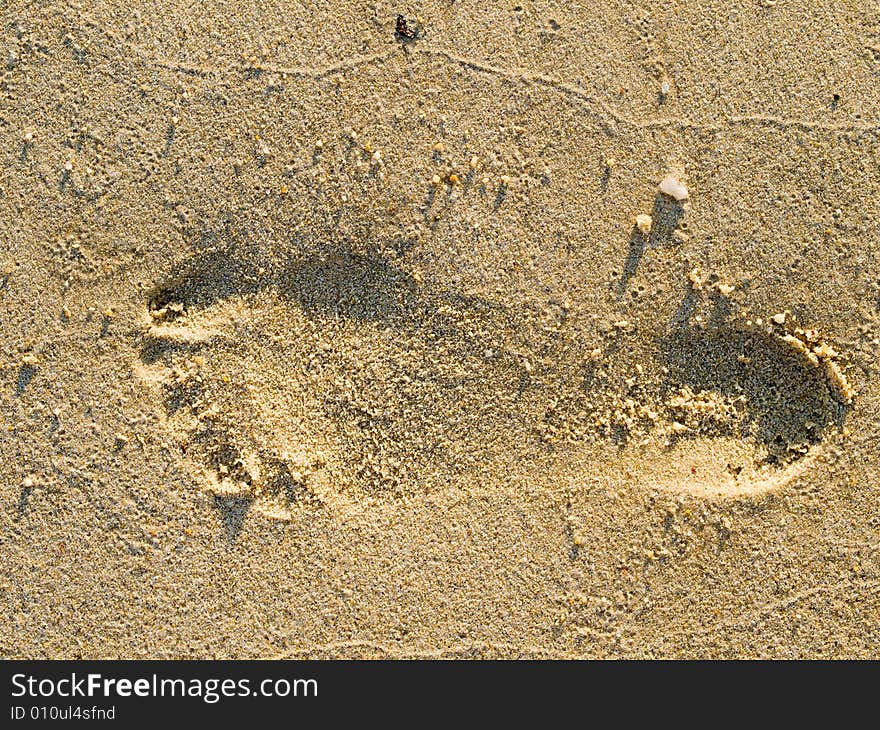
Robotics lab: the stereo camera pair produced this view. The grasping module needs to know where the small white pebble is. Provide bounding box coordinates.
[659,174,689,201]
[635,214,652,234]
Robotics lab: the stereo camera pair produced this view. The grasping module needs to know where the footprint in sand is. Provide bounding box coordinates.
[135,229,853,524]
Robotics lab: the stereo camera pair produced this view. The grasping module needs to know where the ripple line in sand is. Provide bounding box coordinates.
[58,3,880,140]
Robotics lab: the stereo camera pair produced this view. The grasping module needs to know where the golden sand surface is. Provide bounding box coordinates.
[1,1,879,658]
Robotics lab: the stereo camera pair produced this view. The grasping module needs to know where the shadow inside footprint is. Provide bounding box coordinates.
[148,248,265,321]
[277,250,418,322]
[660,324,848,464]
[147,244,420,325]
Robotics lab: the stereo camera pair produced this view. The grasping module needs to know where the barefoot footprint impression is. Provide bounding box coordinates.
[136,229,853,521]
